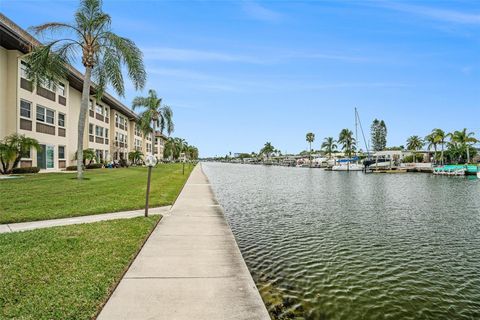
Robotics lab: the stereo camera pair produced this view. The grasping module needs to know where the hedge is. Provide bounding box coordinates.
[12,167,40,174]
[86,163,103,169]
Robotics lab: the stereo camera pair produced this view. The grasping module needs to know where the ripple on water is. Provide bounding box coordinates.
[203,163,480,320]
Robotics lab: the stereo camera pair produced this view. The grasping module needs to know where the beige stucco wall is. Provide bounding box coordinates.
[1,45,150,170]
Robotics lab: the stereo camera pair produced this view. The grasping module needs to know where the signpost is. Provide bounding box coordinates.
[144,155,157,217]
[181,152,186,175]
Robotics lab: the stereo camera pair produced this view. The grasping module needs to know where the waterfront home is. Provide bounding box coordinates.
[0,13,162,171]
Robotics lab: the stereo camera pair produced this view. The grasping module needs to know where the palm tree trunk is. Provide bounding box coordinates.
[467,144,470,164]
[441,143,444,165]
[77,66,92,179]
[309,142,312,168]
[152,120,157,158]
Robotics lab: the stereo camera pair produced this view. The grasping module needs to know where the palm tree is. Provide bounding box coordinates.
[425,132,438,164]
[306,132,315,167]
[406,135,424,163]
[0,134,40,174]
[431,128,448,165]
[128,150,143,165]
[321,137,337,159]
[25,0,146,179]
[338,129,356,157]
[132,89,174,140]
[260,142,275,160]
[450,128,478,163]
[74,148,96,165]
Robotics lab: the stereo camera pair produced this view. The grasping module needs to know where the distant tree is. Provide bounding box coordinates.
[321,137,337,159]
[260,142,275,160]
[74,148,96,165]
[425,132,438,164]
[431,128,448,165]
[133,89,174,139]
[306,132,315,167]
[450,128,478,163]
[128,150,143,165]
[406,135,424,163]
[0,134,41,174]
[338,129,356,157]
[371,119,387,151]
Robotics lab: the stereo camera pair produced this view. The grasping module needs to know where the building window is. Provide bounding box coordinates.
[89,123,93,135]
[58,82,66,96]
[105,128,109,138]
[36,106,55,124]
[46,109,55,125]
[58,146,65,159]
[89,100,94,110]
[58,113,65,127]
[95,125,104,137]
[104,107,109,118]
[95,105,103,115]
[20,100,31,118]
[20,60,28,79]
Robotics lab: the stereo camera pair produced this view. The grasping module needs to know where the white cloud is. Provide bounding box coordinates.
[142,47,264,64]
[241,1,283,22]
[379,2,480,25]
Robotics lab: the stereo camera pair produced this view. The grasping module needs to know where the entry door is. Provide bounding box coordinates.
[46,145,55,169]
[37,144,46,169]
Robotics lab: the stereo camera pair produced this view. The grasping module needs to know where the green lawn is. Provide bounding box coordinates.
[0,216,160,320]
[0,163,193,224]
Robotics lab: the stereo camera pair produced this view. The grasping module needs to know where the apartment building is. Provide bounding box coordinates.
[0,14,163,171]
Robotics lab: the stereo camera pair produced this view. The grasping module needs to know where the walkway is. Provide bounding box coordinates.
[0,206,170,234]
[97,164,270,320]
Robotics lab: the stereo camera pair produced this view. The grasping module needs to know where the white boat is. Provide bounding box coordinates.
[477,171,480,178]
[332,163,364,171]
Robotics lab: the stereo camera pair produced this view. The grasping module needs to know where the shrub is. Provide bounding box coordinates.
[12,166,40,174]
[119,159,129,168]
[403,154,424,163]
[86,163,103,169]
[66,166,77,171]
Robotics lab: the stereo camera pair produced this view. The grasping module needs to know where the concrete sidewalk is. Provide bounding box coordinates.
[97,164,270,320]
[0,206,170,234]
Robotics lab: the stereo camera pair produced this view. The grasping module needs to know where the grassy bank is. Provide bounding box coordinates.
[0,163,193,224]
[0,216,160,320]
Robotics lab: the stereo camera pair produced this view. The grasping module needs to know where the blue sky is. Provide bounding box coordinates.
[2,0,480,156]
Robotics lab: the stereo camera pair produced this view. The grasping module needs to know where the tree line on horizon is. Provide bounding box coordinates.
[227,119,479,165]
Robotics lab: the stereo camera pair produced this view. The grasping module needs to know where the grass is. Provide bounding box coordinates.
[0,216,160,320]
[0,163,194,224]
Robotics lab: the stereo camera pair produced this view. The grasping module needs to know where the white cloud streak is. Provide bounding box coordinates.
[241,1,283,22]
[379,1,480,25]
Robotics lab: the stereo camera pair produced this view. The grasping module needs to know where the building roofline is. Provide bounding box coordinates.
[0,13,138,120]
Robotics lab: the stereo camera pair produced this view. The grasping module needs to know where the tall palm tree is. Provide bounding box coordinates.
[306,132,315,167]
[25,0,146,179]
[450,128,478,163]
[425,132,438,164]
[321,137,337,159]
[406,135,424,163]
[338,129,356,157]
[260,142,275,160]
[132,89,174,140]
[0,134,40,174]
[431,128,448,165]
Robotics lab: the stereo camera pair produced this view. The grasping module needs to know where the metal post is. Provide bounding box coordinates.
[145,166,152,217]
[183,160,185,175]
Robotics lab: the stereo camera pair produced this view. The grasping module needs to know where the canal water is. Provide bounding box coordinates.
[202,163,480,320]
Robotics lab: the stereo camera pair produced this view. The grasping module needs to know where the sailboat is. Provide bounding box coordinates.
[332,108,368,172]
